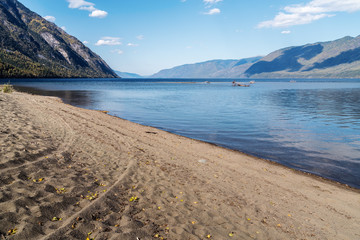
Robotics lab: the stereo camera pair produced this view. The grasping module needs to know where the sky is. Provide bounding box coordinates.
[18,0,360,75]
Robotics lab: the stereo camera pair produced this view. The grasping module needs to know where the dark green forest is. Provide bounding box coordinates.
[0,49,116,78]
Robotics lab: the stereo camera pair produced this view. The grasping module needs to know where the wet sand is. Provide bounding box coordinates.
[0,90,359,240]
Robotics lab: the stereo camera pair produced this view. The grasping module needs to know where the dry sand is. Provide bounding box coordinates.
[0,90,359,240]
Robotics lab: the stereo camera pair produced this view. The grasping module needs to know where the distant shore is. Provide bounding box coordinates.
[0,90,359,240]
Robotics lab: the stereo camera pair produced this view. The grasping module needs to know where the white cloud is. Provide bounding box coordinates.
[204,8,221,15]
[61,26,67,31]
[258,0,360,28]
[136,35,145,40]
[80,5,96,11]
[112,49,124,55]
[67,0,108,18]
[44,16,56,22]
[95,37,122,46]
[89,9,108,18]
[67,0,94,9]
[202,0,222,14]
[281,30,291,34]
[83,41,89,44]
[203,0,223,5]
[127,43,139,47]
[258,12,330,28]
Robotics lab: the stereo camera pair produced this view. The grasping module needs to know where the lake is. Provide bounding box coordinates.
[5,78,360,189]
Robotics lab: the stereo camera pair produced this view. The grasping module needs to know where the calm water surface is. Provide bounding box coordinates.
[6,79,360,188]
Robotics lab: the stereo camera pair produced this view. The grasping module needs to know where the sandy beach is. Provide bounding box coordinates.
[0,90,359,240]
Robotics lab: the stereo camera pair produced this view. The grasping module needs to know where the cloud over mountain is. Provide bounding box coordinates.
[258,0,360,28]
[43,15,56,22]
[95,37,122,46]
[67,0,108,18]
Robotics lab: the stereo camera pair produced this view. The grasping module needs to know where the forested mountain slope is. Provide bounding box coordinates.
[0,0,118,78]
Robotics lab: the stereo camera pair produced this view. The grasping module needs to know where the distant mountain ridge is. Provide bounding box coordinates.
[245,35,360,78]
[0,0,118,78]
[151,35,360,79]
[150,57,262,78]
[115,71,143,78]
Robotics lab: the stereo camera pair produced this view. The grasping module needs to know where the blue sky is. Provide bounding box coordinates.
[18,0,360,75]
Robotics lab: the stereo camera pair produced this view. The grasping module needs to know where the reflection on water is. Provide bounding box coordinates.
[269,88,360,123]
[14,86,99,107]
[9,80,360,189]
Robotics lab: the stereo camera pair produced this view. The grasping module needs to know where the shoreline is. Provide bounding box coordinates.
[14,84,360,191]
[119,118,360,193]
[1,90,359,239]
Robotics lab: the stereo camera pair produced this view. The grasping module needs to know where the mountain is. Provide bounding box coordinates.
[0,0,118,78]
[151,59,238,78]
[210,57,262,78]
[115,71,143,78]
[245,35,360,78]
[151,35,360,79]
[151,57,262,78]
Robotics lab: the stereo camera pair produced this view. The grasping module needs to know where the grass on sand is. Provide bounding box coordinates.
[1,84,14,93]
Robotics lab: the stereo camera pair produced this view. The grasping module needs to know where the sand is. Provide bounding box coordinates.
[0,90,359,240]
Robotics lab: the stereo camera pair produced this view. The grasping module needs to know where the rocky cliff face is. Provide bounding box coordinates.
[0,0,118,78]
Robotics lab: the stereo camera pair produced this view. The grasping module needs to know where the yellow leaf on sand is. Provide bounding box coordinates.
[86,232,94,240]
[206,234,212,238]
[229,232,234,237]
[129,196,138,202]
[33,178,45,183]
[71,222,77,229]
[7,228,17,235]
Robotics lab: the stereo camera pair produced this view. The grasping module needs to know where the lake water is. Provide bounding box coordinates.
[5,78,360,189]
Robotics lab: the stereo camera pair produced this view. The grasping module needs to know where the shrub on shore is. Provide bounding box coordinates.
[2,84,14,93]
